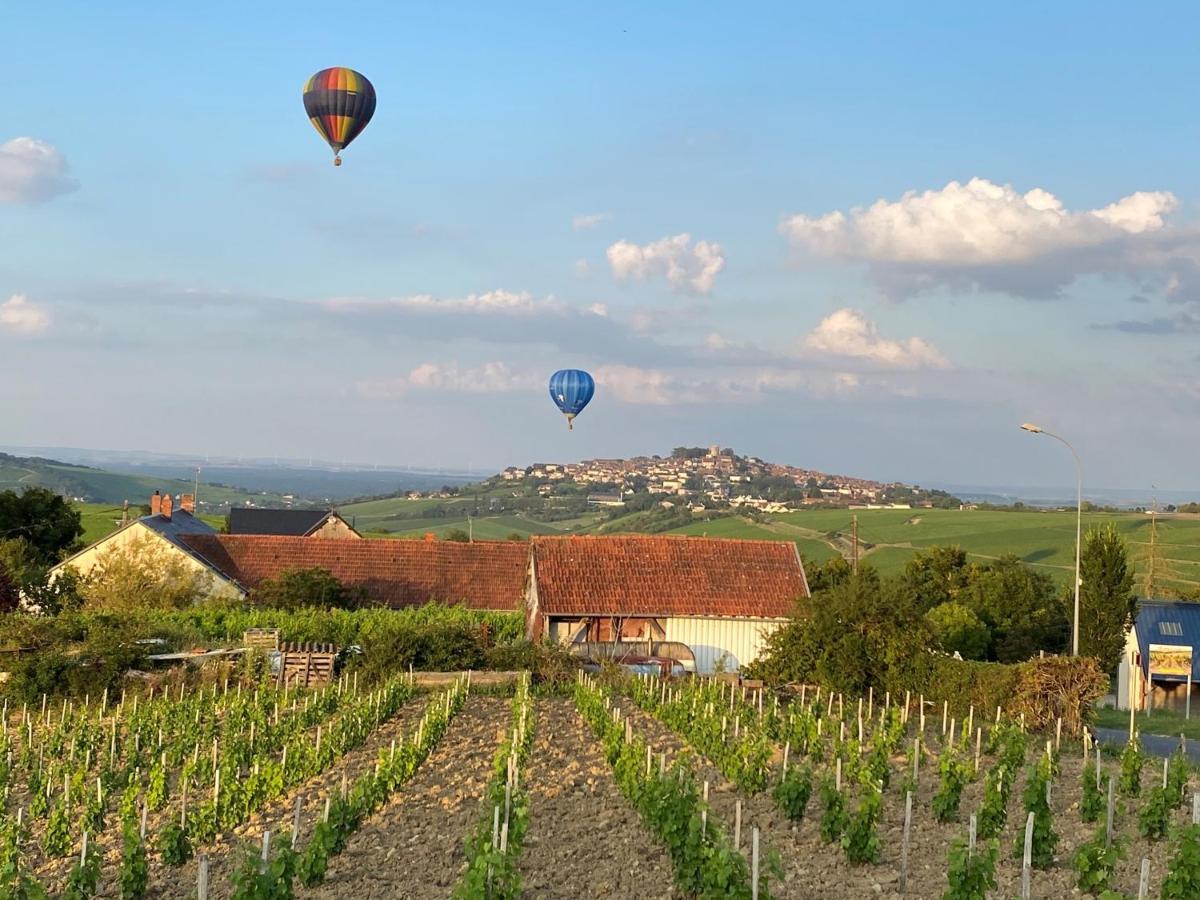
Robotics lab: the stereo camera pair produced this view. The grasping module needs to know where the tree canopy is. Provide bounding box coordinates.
[0,488,83,565]
[1078,524,1137,673]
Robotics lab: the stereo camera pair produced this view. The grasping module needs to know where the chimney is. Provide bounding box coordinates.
[150,491,162,517]
[180,493,195,515]
[161,493,173,520]
[424,532,436,541]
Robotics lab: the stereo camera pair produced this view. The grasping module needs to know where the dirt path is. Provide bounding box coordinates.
[135,693,432,899]
[299,695,509,900]
[518,697,678,899]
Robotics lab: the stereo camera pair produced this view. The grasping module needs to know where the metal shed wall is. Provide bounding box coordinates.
[664,617,785,675]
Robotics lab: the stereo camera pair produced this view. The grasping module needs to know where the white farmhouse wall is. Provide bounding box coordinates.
[53,523,239,600]
[664,617,785,675]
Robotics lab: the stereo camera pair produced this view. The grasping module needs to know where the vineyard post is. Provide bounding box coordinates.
[912,738,919,784]
[1106,777,1115,847]
[1083,729,1090,766]
[292,796,302,845]
[900,791,912,894]
[942,701,948,736]
[974,728,981,775]
[260,830,271,873]
[197,855,209,900]
[1055,717,1063,751]
[1163,758,1169,790]
[1021,811,1034,899]
[801,684,806,706]
[826,691,834,718]
[835,758,842,791]
[735,800,742,852]
[1138,858,1150,899]
[1096,747,1102,790]
[140,802,148,840]
[1128,704,1135,740]
[858,696,863,725]
[783,742,790,776]
[751,827,760,900]
[885,690,890,713]
[903,690,910,724]
[968,813,976,857]
[1192,793,1199,825]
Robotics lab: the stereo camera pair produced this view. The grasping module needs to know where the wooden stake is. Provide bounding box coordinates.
[1022,812,1035,899]
[751,828,760,900]
[734,800,742,852]
[292,796,302,845]
[900,791,912,894]
[1106,776,1116,847]
[1138,858,1150,899]
[197,855,209,900]
[968,814,976,857]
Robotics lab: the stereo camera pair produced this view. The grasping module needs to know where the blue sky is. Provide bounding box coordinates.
[2,2,1198,490]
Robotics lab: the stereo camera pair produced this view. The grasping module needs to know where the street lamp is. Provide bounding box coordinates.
[1020,423,1083,656]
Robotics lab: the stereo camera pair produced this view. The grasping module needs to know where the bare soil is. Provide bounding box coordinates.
[298,695,509,900]
[518,697,679,899]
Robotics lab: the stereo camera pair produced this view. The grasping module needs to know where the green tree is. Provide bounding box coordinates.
[963,556,1068,662]
[897,546,971,611]
[925,602,991,660]
[751,568,931,695]
[0,487,83,564]
[1078,524,1137,673]
[443,528,471,542]
[804,555,853,593]
[248,567,364,611]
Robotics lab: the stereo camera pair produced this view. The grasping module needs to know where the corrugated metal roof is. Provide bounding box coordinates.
[1134,601,1200,680]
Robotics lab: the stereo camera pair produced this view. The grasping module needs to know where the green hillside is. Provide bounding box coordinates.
[0,452,295,511]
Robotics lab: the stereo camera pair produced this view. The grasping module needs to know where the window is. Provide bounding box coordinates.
[1159,621,1183,636]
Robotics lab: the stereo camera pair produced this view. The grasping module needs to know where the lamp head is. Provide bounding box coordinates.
[1020,423,1043,434]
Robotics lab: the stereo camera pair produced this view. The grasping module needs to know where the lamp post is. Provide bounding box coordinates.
[1020,423,1082,656]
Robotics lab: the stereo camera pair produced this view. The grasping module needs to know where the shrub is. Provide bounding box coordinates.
[1138,786,1170,841]
[818,778,848,843]
[1073,827,1123,895]
[773,766,813,821]
[1015,759,1057,870]
[1119,736,1145,797]
[932,751,971,823]
[841,785,882,864]
[945,835,998,900]
[1162,824,1200,900]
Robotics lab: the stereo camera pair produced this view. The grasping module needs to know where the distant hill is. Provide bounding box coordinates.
[0,452,297,512]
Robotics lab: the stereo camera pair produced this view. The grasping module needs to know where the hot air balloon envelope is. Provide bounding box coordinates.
[549,369,595,430]
[303,67,376,165]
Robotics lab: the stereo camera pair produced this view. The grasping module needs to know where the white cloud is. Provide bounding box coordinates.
[0,138,78,204]
[594,364,867,406]
[607,233,726,294]
[780,177,1193,298]
[572,212,612,230]
[804,308,949,369]
[325,289,548,315]
[357,362,536,398]
[0,295,50,336]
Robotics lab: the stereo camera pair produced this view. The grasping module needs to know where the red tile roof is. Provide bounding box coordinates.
[180,535,529,611]
[530,535,807,618]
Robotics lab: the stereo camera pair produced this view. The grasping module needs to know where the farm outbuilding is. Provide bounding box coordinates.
[526,535,808,674]
[1116,600,1200,713]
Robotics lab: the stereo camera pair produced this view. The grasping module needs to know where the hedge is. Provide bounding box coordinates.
[890,653,1107,736]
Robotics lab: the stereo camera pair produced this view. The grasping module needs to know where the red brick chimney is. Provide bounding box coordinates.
[161,493,173,520]
[180,493,195,515]
[150,491,162,517]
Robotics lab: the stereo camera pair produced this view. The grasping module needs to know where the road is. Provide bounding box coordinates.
[1094,727,1200,762]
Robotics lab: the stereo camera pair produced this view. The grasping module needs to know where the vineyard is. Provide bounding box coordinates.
[1,668,1199,898]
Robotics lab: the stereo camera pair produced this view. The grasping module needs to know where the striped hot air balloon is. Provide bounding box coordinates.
[302,67,376,166]
[548,369,595,430]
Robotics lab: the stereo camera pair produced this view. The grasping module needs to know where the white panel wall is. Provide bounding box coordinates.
[664,617,785,675]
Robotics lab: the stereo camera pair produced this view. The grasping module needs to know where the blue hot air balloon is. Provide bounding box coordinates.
[548,369,595,430]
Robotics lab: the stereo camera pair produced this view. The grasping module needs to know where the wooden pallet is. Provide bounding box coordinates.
[243,629,281,652]
[278,641,337,688]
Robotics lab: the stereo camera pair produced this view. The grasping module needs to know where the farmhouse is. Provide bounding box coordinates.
[227,508,360,539]
[1116,600,1200,713]
[526,535,808,674]
[49,491,229,594]
[54,505,809,673]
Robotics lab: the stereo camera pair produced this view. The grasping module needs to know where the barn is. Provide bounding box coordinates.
[526,535,808,674]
